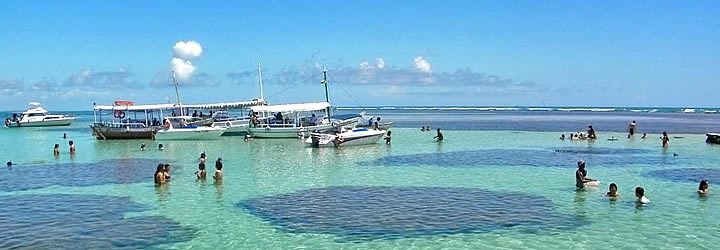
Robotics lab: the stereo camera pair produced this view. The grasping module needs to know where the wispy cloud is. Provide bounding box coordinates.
[227,69,255,85]
[151,71,219,88]
[62,68,140,90]
[0,80,25,96]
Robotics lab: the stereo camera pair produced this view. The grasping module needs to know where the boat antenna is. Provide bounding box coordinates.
[171,70,184,116]
[321,65,331,117]
[257,62,265,103]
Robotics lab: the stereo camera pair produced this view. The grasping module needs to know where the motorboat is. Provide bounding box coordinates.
[706,133,720,144]
[357,113,394,130]
[305,127,387,147]
[155,116,226,140]
[4,102,75,127]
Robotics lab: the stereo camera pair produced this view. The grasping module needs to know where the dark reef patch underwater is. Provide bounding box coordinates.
[365,147,675,168]
[0,194,196,249]
[237,186,585,241]
[0,158,164,191]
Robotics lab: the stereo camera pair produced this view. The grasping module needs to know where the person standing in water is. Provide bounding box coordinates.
[384,131,392,144]
[698,179,709,196]
[213,158,223,181]
[662,132,670,147]
[434,128,444,141]
[627,120,637,138]
[587,126,597,139]
[53,144,60,155]
[196,162,207,180]
[163,163,171,181]
[575,160,597,189]
[199,152,207,164]
[154,164,166,185]
[68,141,76,154]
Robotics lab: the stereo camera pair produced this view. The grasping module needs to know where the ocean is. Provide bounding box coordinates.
[0,107,718,249]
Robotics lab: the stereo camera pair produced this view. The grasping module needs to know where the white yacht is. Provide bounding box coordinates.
[4,102,75,127]
[155,116,226,140]
[305,127,387,147]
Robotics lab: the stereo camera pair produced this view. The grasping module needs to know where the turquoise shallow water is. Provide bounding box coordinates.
[1,121,720,249]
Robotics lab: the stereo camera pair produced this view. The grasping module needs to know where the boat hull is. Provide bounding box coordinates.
[707,133,720,144]
[6,118,74,127]
[306,129,386,148]
[248,124,334,138]
[90,125,157,140]
[155,128,226,140]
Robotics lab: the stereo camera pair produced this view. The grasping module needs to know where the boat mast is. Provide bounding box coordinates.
[257,62,265,102]
[171,70,184,116]
[321,65,331,117]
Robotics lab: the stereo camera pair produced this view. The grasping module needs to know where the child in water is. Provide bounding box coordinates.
[606,183,620,199]
[68,141,76,154]
[635,186,650,204]
[53,144,60,155]
[698,179,709,196]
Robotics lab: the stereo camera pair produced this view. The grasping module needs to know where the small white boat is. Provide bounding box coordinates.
[4,102,75,127]
[305,127,386,147]
[682,108,696,113]
[155,117,226,140]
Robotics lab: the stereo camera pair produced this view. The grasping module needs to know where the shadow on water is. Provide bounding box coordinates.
[645,168,720,183]
[0,158,165,192]
[237,186,586,241]
[365,147,675,168]
[0,194,196,249]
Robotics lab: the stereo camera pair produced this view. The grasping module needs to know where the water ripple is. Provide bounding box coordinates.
[0,194,196,249]
[237,186,585,241]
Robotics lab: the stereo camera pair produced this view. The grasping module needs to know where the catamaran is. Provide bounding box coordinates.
[4,102,75,127]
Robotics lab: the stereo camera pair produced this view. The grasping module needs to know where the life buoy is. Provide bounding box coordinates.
[331,121,339,127]
[114,110,126,119]
[225,121,231,128]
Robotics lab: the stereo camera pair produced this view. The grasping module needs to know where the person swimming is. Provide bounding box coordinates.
[575,160,598,189]
[244,134,251,142]
[384,131,392,144]
[154,164,166,185]
[196,162,207,180]
[434,128,444,141]
[140,143,146,151]
[560,134,565,140]
[214,158,224,181]
[662,132,670,147]
[635,186,650,204]
[53,144,60,155]
[158,144,164,150]
[6,161,12,167]
[698,179,709,195]
[606,183,620,199]
[641,133,647,139]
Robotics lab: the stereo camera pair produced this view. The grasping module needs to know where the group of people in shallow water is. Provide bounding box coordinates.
[154,152,224,186]
[560,121,673,148]
[420,126,443,141]
[575,160,710,205]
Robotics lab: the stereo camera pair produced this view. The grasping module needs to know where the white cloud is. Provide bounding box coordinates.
[171,57,196,82]
[359,61,373,71]
[414,56,431,74]
[376,58,385,69]
[170,40,204,83]
[172,40,203,60]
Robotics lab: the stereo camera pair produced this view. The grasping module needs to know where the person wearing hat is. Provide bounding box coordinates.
[213,158,223,181]
[575,160,598,189]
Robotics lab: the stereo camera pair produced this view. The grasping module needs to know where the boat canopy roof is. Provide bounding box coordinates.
[250,102,330,113]
[94,99,265,111]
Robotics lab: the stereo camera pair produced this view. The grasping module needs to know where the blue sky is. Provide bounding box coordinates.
[1,0,718,110]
